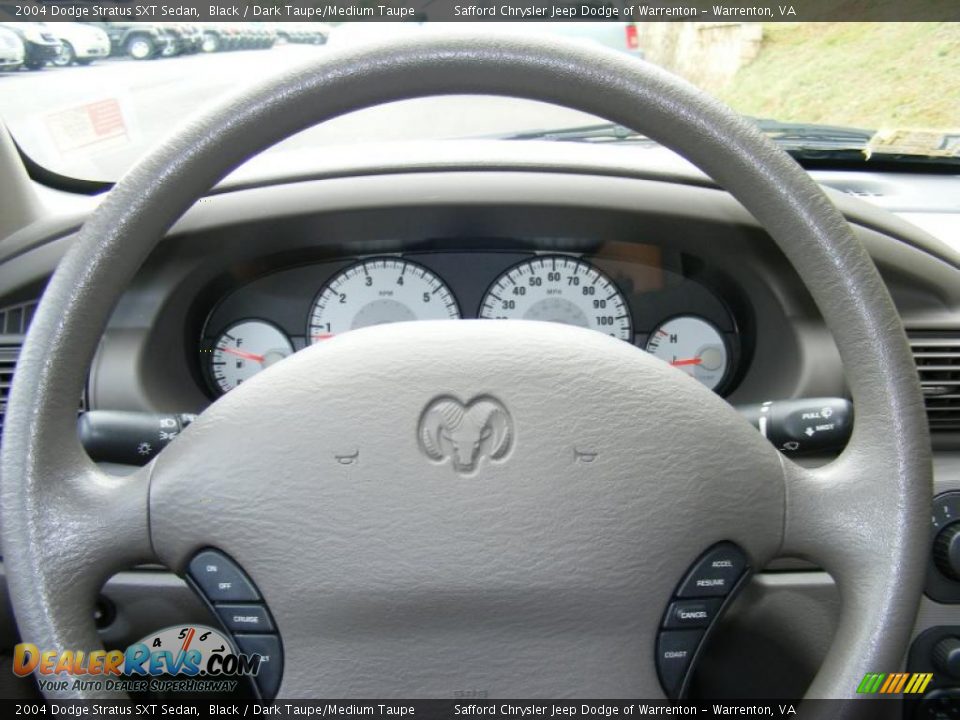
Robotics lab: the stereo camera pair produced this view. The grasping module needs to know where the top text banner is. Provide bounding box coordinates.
[1,0,959,22]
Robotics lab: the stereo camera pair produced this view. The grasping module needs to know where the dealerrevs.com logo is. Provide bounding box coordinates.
[12,625,260,694]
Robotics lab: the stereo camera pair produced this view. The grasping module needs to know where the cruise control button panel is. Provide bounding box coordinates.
[187,549,282,699]
[656,542,749,698]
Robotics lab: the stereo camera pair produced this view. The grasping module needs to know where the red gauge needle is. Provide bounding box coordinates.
[312,333,335,341]
[670,357,703,367]
[219,346,265,363]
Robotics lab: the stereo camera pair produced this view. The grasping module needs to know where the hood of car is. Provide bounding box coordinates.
[47,23,106,43]
[0,22,59,45]
[0,27,21,48]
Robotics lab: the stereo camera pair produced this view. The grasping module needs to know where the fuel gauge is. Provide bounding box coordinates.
[208,320,294,395]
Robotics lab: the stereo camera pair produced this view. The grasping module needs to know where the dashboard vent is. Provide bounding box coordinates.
[0,300,39,445]
[910,332,960,432]
[0,300,87,446]
[0,344,19,442]
[0,300,37,336]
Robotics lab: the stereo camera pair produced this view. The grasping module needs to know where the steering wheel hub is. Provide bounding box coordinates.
[150,320,783,696]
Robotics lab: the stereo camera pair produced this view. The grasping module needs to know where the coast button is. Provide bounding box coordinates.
[188,550,260,602]
[656,630,703,698]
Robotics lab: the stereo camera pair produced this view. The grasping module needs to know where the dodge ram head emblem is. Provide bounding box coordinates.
[418,396,513,474]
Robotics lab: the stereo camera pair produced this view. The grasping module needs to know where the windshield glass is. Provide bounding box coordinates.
[0,21,957,182]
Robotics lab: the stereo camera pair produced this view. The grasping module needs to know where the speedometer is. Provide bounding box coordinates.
[478,256,632,341]
[308,258,460,343]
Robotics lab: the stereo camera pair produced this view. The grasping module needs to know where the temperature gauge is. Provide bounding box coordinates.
[208,320,294,395]
[645,316,729,392]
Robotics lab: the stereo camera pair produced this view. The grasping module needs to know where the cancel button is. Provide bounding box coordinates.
[663,598,722,629]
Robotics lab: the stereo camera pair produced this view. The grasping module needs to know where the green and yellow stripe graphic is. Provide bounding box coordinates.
[857,672,933,694]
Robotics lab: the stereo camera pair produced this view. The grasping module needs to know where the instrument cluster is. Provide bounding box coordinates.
[200,249,745,398]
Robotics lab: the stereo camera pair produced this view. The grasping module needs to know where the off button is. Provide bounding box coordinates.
[676,543,747,598]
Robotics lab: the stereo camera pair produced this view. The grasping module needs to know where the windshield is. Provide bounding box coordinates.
[0,21,957,183]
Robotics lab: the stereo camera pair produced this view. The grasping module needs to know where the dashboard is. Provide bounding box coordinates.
[46,154,952,423]
[198,248,743,398]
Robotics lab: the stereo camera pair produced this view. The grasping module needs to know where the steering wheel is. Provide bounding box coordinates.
[1,35,931,704]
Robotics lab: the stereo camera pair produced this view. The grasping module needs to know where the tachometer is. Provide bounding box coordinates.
[478,256,632,341]
[645,315,729,391]
[208,320,294,395]
[308,258,460,343]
